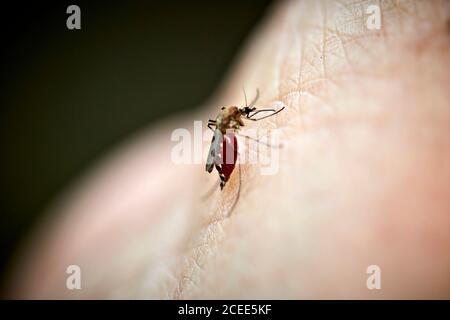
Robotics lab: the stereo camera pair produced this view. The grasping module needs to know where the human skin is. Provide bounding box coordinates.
[7,0,450,299]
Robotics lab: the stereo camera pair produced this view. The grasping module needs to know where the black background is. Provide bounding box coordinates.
[1,300,447,316]
[0,0,272,292]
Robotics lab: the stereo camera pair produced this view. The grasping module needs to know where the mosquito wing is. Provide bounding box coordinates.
[206,129,223,173]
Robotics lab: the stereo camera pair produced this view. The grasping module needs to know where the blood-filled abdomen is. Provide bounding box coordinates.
[221,132,238,181]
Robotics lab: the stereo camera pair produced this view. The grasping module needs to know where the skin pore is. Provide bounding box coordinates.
[7,0,450,298]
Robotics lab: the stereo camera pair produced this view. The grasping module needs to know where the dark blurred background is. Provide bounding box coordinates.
[0,0,272,289]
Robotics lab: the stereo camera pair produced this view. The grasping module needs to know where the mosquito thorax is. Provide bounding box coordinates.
[215,106,244,133]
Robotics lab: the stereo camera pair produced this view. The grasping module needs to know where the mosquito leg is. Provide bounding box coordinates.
[201,179,220,200]
[225,154,241,217]
[247,109,276,118]
[207,122,216,132]
[236,132,282,149]
[245,106,285,121]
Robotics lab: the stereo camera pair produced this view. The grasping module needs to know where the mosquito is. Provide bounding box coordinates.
[205,89,285,194]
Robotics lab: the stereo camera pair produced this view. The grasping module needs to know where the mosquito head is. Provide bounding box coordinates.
[241,106,256,117]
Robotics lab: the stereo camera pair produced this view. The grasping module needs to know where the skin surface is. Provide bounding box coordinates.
[7,0,450,299]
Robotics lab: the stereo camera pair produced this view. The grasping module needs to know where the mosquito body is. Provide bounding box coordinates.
[205,89,284,190]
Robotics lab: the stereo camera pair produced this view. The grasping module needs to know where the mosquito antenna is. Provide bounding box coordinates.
[242,87,248,107]
[248,88,260,108]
